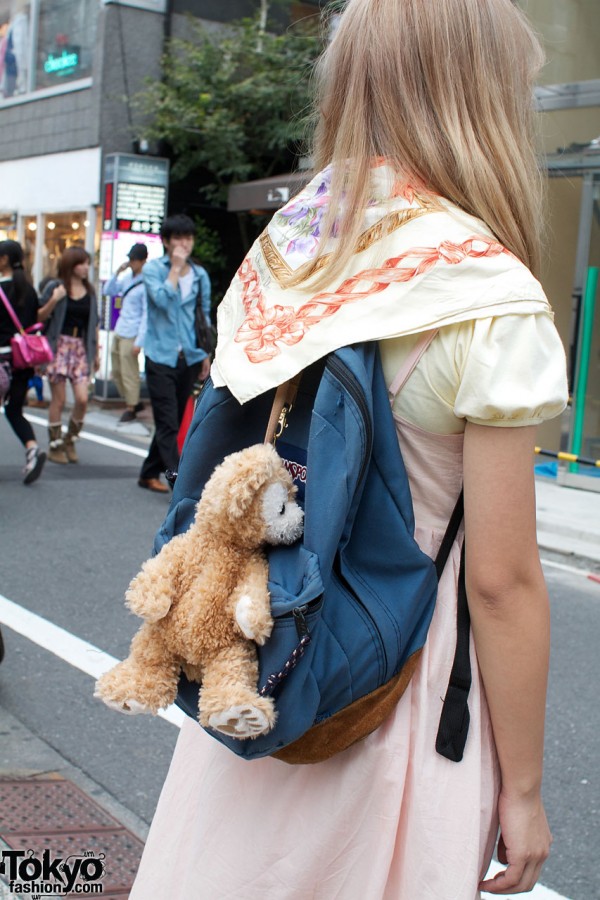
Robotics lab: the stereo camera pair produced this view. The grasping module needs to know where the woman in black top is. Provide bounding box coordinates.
[0,240,63,484]
[39,247,99,464]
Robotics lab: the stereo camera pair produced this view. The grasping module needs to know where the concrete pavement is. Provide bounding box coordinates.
[535,476,600,569]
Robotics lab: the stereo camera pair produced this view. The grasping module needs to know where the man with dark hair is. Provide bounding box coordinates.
[138,214,211,493]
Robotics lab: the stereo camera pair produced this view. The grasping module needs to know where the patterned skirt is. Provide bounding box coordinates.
[46,335,90,385]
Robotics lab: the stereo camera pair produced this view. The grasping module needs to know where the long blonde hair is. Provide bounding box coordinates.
[291,0,545,288]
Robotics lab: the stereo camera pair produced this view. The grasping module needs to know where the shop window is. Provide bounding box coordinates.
[35,0,97,91]
[0,212,17,240]
[42,211,87,279]
[0,1,32,99]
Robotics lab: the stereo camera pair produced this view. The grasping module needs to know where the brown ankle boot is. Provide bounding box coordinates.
[48,424,68,464]
[64,418,83,463]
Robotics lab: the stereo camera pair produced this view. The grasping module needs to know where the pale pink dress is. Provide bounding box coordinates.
[130,335,503,900]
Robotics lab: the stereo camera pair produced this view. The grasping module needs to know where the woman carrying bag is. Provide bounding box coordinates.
[130,2,568,897]
[38,247,99,464]
[0,239,62,484]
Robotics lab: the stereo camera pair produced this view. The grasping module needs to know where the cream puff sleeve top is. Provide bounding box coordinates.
[380,314,568,435]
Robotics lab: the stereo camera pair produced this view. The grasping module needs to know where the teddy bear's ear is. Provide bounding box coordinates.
[219,444,281,520]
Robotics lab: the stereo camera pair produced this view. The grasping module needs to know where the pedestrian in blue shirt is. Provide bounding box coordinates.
[104,243,148,424]
[138,215,211,494]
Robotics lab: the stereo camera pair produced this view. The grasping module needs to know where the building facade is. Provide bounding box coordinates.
[0,0,166,283]
[0,0,324,285]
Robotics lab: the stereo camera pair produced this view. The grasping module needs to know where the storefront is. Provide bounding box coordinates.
[0,146,102,288]
[0,0,98,102]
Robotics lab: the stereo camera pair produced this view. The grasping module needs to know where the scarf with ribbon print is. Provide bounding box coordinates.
[212,162,553,403]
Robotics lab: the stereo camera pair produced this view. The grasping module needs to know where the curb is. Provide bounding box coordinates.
[539,545,600,583]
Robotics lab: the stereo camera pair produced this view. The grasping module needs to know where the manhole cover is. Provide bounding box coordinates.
[0,777,144,896]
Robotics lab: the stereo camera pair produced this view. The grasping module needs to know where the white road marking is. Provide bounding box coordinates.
[481,860,570,899]
[0,593,184,728]
[24,413,148,458]
[541,557,600,583]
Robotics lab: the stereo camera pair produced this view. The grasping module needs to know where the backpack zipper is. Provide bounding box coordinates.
[325,355,373,489]
[325,355,386,679]
[262,355,380,695]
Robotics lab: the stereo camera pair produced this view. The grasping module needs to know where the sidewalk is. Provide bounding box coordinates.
[0,708,148,898]
[85,397,155,444]
[535,475,600,570]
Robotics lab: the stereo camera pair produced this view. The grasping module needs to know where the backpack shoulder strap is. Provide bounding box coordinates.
[264,374,303,445]
[436,541,471,762]
[388,329,438,401]
[384,328,472,762]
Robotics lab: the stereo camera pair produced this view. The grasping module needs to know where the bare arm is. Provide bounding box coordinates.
[463,422,552,895]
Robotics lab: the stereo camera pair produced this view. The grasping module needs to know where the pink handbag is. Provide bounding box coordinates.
[0,285,54,369]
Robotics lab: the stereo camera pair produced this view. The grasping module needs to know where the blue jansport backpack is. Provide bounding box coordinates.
[155,342,471,764]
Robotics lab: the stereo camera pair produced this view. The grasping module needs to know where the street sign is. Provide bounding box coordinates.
[103,153,169,234]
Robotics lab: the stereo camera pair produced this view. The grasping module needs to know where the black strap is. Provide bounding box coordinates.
[436,543,471,761]
[119,278,143,302]
[433,490,472,763]
[433,490,464,576]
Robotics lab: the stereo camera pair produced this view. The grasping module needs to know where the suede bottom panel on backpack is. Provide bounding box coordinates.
[272,648,423,764]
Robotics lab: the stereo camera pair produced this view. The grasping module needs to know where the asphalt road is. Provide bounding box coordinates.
[0,411,177,828]
[0,411,598,900]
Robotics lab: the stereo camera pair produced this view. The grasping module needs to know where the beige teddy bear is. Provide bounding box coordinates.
[94,443,304,739]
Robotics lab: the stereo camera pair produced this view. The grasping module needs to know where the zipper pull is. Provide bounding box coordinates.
[292,605,310,639]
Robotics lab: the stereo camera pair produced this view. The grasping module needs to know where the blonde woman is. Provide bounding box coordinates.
[129,2,566,897]
[39,247,99,464]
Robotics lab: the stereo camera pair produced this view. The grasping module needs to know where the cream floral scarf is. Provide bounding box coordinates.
[212,162,552,403]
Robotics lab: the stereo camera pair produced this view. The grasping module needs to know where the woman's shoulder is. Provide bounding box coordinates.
[381,313,567,433]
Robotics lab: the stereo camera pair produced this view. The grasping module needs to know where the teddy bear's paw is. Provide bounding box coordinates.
[120,698,152,715]
[208,703,275,738]
[235,595,272,644]
[94,692,151,716]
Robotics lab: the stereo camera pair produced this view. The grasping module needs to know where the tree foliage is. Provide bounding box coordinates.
[137,7,323,202]
[192,216,228,277]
